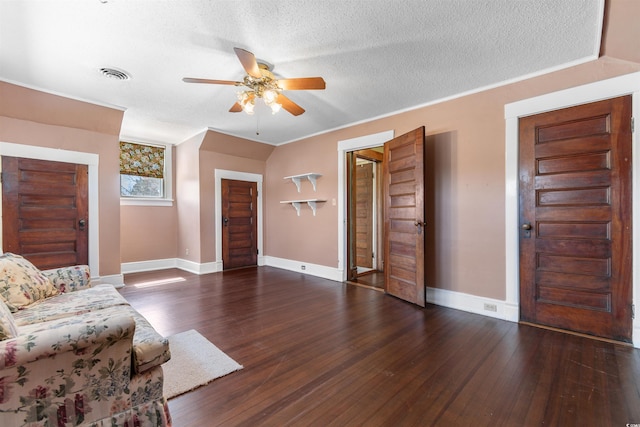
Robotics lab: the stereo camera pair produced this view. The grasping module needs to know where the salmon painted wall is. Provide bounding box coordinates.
[175,129,273,265]
[266,133,339,267]
[120,146,178,263]
[176,132,203,263]
[0,82,123,276]
[601,0,640,64]
[265,0,640,300]
[265,55,640,300]
[198,130,273,264]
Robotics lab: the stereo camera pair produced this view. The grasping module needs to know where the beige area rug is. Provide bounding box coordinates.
[163,329,243,399]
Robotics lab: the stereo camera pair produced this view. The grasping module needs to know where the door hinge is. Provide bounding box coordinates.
[632,304,635,319]
[632,117,635,133]
[257,249,259,255]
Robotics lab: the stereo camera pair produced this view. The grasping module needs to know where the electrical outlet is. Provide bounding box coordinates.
[484,303,497,312]
[301,265,306,270]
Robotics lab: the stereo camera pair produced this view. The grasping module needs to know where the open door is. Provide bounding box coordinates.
[383,127,426,307]
[355,161,375,270]
[346,148,385,285]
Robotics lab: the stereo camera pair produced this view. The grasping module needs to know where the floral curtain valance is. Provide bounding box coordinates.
[119,142,165,179]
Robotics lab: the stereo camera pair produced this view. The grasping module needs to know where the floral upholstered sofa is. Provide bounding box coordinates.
[0,253,172,427]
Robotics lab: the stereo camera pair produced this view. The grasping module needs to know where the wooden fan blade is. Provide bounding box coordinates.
[277,77,326,91]
[277,94,305,116]
[234,47,262,79]
[229,102,243,113]
[182,77,241,86]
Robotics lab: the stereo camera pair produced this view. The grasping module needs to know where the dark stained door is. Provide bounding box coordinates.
[2,156,88,270]
[221,179,258,270]
[519,96,632,342]
[355,162,374,269]
[383,127,426,307]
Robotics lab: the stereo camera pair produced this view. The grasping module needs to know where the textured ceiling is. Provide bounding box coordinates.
[0,0,604,145]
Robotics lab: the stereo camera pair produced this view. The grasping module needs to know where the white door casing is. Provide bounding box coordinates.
[504,71,640,347]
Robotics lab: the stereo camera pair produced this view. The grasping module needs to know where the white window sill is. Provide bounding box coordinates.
[120,198,174,207]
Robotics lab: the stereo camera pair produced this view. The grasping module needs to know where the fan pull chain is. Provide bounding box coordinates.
[256,111,260,135]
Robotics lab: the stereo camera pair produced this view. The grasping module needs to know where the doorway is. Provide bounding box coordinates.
[0,143,100,275]
[2,156,88,270]
[214,169,264,272]
[221,178,258,270]
[344,127,427,308]
[518,96,632,342]
[347,148,384,289]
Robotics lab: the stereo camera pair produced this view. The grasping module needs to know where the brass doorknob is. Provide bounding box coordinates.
[522,223,532,230]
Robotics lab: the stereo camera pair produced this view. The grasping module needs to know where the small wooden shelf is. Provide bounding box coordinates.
[280,199,327,216]
[283,173,322,192]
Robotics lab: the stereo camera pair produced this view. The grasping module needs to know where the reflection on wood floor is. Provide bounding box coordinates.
[351,270,385,291]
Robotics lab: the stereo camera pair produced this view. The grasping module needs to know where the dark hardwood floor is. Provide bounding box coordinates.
[353,270,385,290]
[119,267,640,427]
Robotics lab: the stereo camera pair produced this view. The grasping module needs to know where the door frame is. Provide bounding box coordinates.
[505,71,640,347]
[337,130,394,281]
[214,169,263,270]
[0,142,100,275]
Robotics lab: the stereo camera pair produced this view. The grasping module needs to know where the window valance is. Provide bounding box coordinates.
[119,142,165,179]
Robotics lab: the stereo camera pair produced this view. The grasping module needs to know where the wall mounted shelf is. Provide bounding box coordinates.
[283,173,322,192]
[280,199,327,216]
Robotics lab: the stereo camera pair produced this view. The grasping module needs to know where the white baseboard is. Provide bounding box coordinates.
[176,258,221,275]
[121,258,221,276]
[121,258,178,274]
[263,256,342,282]
[427,286,513,321]
[118,257,639,348]
[120,257,509,320]
[94,273,125,289]
[503,302,520,322]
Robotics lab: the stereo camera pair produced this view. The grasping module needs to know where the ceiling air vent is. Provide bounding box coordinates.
[100,67,131,80]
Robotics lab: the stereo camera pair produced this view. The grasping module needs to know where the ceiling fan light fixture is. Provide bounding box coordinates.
[184,47,323,117]
[263,89,278,105]
[243,97,255,115]
[237,87,282,115]
[269,102,282,115]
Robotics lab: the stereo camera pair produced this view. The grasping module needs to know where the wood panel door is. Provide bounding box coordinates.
[221,179,258,270]
[519,96,632,342]
[383,127,426,307]
[2,156,88,269]
[355,162,374,269]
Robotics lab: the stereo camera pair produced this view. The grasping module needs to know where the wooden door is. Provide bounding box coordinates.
[346,152,358,281]
[355,162,374,269]
[383,127,426,307]
[2,156,88,269]
[519,96,632,342]
[221,179,258,270]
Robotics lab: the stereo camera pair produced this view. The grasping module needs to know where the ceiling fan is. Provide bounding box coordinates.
[183,47,326,116]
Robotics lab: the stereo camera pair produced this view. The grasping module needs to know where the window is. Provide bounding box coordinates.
[120,141,172,206]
